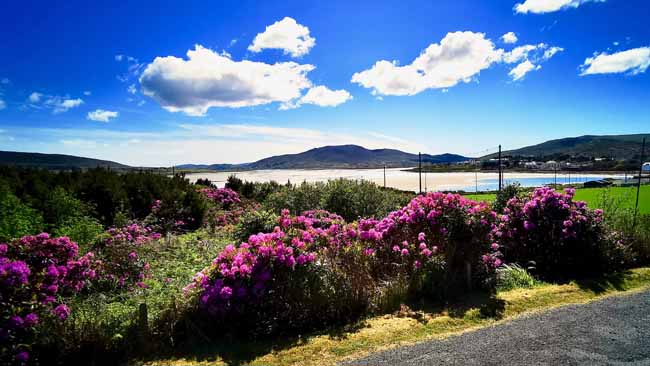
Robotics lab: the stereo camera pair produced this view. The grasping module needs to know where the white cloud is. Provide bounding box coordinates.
[352,31,503,96]
[248,17,315,57]
[296,86,352,108]
[83,91,92,96]
[580,47,650,75]
[52,98,83,114]
[29,92,42,103]
[514,0,605,14]
[87,109,119,122]
[509,60,541,80]
[0,99,5,110]
[543,46,564,60]
[501,32,518,44]
[127,84,137,94]
[139,44,316,115]
[502,43,545,64]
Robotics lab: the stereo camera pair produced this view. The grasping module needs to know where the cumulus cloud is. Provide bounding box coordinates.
[281,86,352,109]
[87,109,119,122]
[503,43,563,80]
[139,45,329,115]
[580,47,650,75]
[514,0,605,14]
[501,32,518,44]
[29,92,42,103]
[248,17,315,57]
[509,60,541,80]
[352,31,503,96]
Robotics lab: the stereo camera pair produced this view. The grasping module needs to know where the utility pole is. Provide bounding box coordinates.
[634,137,646,228]
[475,171,478,193]
[498,145,502,192]
[418,152,422,194]
[554,164,557,186]
[383,164,386,188]
[424,171,427,192]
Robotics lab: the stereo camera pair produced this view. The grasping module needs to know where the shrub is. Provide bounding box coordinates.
[233,209,279,243]
[1,234,95,365]
[0,182,45,242]
[199,187,241,209]
[496,264,540,291]
[53,216,104,251]
[494,187,631,280]
[493,183,521,213]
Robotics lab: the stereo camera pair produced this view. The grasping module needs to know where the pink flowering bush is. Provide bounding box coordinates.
[349,192,499,297]
[184,209,370,336]
[187,194,499,335]
[199,188,241,209]
[90,223,159,290]
[1,234,95,365]
[494,187,631,279]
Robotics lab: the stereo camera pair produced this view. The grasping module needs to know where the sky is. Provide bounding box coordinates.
[0,0,649,166]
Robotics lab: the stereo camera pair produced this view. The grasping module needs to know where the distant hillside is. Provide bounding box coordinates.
[484,134,649,160]
[178,145,470,170]
[0,151,130,170]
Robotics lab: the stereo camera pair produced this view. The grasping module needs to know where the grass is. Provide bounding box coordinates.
[145,267,650,366]
[464,186,650,214]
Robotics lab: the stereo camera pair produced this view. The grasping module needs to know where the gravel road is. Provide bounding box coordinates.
[345,290,650,366]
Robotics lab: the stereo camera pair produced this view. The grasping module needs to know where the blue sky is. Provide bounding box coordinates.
[0,0,649,166]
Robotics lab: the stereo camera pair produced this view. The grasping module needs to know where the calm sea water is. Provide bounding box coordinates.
[185,169,624,193]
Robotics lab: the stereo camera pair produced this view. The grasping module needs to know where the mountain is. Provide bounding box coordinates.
[483,134,650,160]
[178,145,471,170]
[0,151,130,170]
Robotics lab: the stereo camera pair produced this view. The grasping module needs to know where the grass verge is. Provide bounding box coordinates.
[145,267,650,366]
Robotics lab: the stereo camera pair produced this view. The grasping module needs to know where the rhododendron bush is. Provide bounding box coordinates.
[494,187,631,279]
[1,234,95,365]
[185,193,500,335]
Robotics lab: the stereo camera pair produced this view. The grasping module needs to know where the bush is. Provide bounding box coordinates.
[233,209,279,243]
[496,264,540,291]
[494,187,631,280]
[1,234,96,365]
[493,183,521,213]
[53,216,104,251]
[0,184,44,242]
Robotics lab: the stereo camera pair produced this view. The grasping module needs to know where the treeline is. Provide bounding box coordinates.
[221,175,414,222]
[0,167,206,243]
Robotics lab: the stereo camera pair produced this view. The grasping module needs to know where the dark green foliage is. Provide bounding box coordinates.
[0,167,207,232]
[494,183,521,213]
[262,179,412,221]
[0,180,44,241]
[233,210,279,242]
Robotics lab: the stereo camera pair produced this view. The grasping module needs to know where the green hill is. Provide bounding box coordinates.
[0,151,130,170]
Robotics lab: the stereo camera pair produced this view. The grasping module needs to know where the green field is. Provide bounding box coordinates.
[464,186,650,215]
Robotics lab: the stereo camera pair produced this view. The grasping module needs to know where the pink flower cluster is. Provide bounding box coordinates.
[93,223,159,289]
[185,210,343,315]
[105,223,161,245]
[200,187,241,208]
[1,234,96,364]
[492,187,610,277]
[189,192,499,316]
[350,192,500,270]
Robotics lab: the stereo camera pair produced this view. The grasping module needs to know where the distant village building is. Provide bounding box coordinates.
[643,162,650,172]
[541,160,560,170]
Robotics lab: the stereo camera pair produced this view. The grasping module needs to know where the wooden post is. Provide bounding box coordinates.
[138,303,149,352]
[634,137,646,228]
